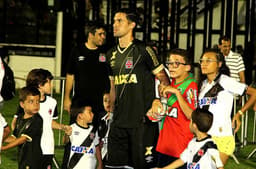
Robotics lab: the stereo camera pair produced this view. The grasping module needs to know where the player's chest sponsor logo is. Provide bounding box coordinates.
[166,107,178,118]
[114,74,137,85]
[199,97,217,106]
[187,162,200,169]
[71,146,94,154]
[99,53,106,62]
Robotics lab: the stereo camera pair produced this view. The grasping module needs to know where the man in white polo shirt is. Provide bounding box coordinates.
[218,35,245,83]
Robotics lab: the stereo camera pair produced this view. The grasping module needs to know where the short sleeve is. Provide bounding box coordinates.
[105,48,114,77]
[66,47,79,75]
[208,149,223,168]
[180,145,189,163]
[220,75,246,95]
[180,139,195,163]
[22,115,43,142]
[236,54,245,72]
[15,105,24,118]
[144,46,164,75]
[52,104,58,120]
[69,124,75,142]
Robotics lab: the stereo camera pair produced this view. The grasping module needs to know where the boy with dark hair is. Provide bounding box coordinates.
[11,68,71,168]
[63,99,103,169]
[158,108,224,169]
[2,86,43,169]
[149,48,198,168]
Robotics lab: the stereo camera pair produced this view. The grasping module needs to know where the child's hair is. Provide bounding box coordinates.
[19,86,40,102]
[26,68,53,87]
[169,48,192,66]
[191,108,213,132]
[70,98,93,121]
[102,90,109,97]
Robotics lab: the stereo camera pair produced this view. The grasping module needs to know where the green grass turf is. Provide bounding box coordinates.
[1,91,256,169]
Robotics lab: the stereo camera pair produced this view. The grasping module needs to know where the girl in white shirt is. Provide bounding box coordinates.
[197,49,256,165]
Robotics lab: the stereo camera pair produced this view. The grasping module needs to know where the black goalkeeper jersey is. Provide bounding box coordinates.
[106,40,163,128]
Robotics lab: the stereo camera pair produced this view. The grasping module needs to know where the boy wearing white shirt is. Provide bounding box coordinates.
[158,108,223,169]
[64,99,102,169]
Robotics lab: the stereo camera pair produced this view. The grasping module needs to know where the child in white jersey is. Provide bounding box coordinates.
[98,92,112,165]
[158,108,224,169]
[64,99,103,169]
[11,68,71,168]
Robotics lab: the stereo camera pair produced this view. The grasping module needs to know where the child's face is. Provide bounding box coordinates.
[80,106,94,124]
[39,79,52,95]
[166,54,190,79]
[103,93,110,112]
[200,52,221,76]
[20,95,40,115]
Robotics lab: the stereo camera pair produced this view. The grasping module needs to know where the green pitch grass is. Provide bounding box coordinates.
[1,92,256,169]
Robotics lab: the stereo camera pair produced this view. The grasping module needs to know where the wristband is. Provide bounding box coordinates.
[238,110,243,116]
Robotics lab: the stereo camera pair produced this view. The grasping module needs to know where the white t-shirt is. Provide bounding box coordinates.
[180,137,223,169]
[0,113,8,164]
[199,74,246,136]
[69,123,99,169]
[39,95,58,155]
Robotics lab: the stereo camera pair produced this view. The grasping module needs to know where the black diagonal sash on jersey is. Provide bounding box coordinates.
[167,73,195,106]
[67,126,96,169]
[201,74,224,110]
[118,45,141,100]
[192,140,217,163]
